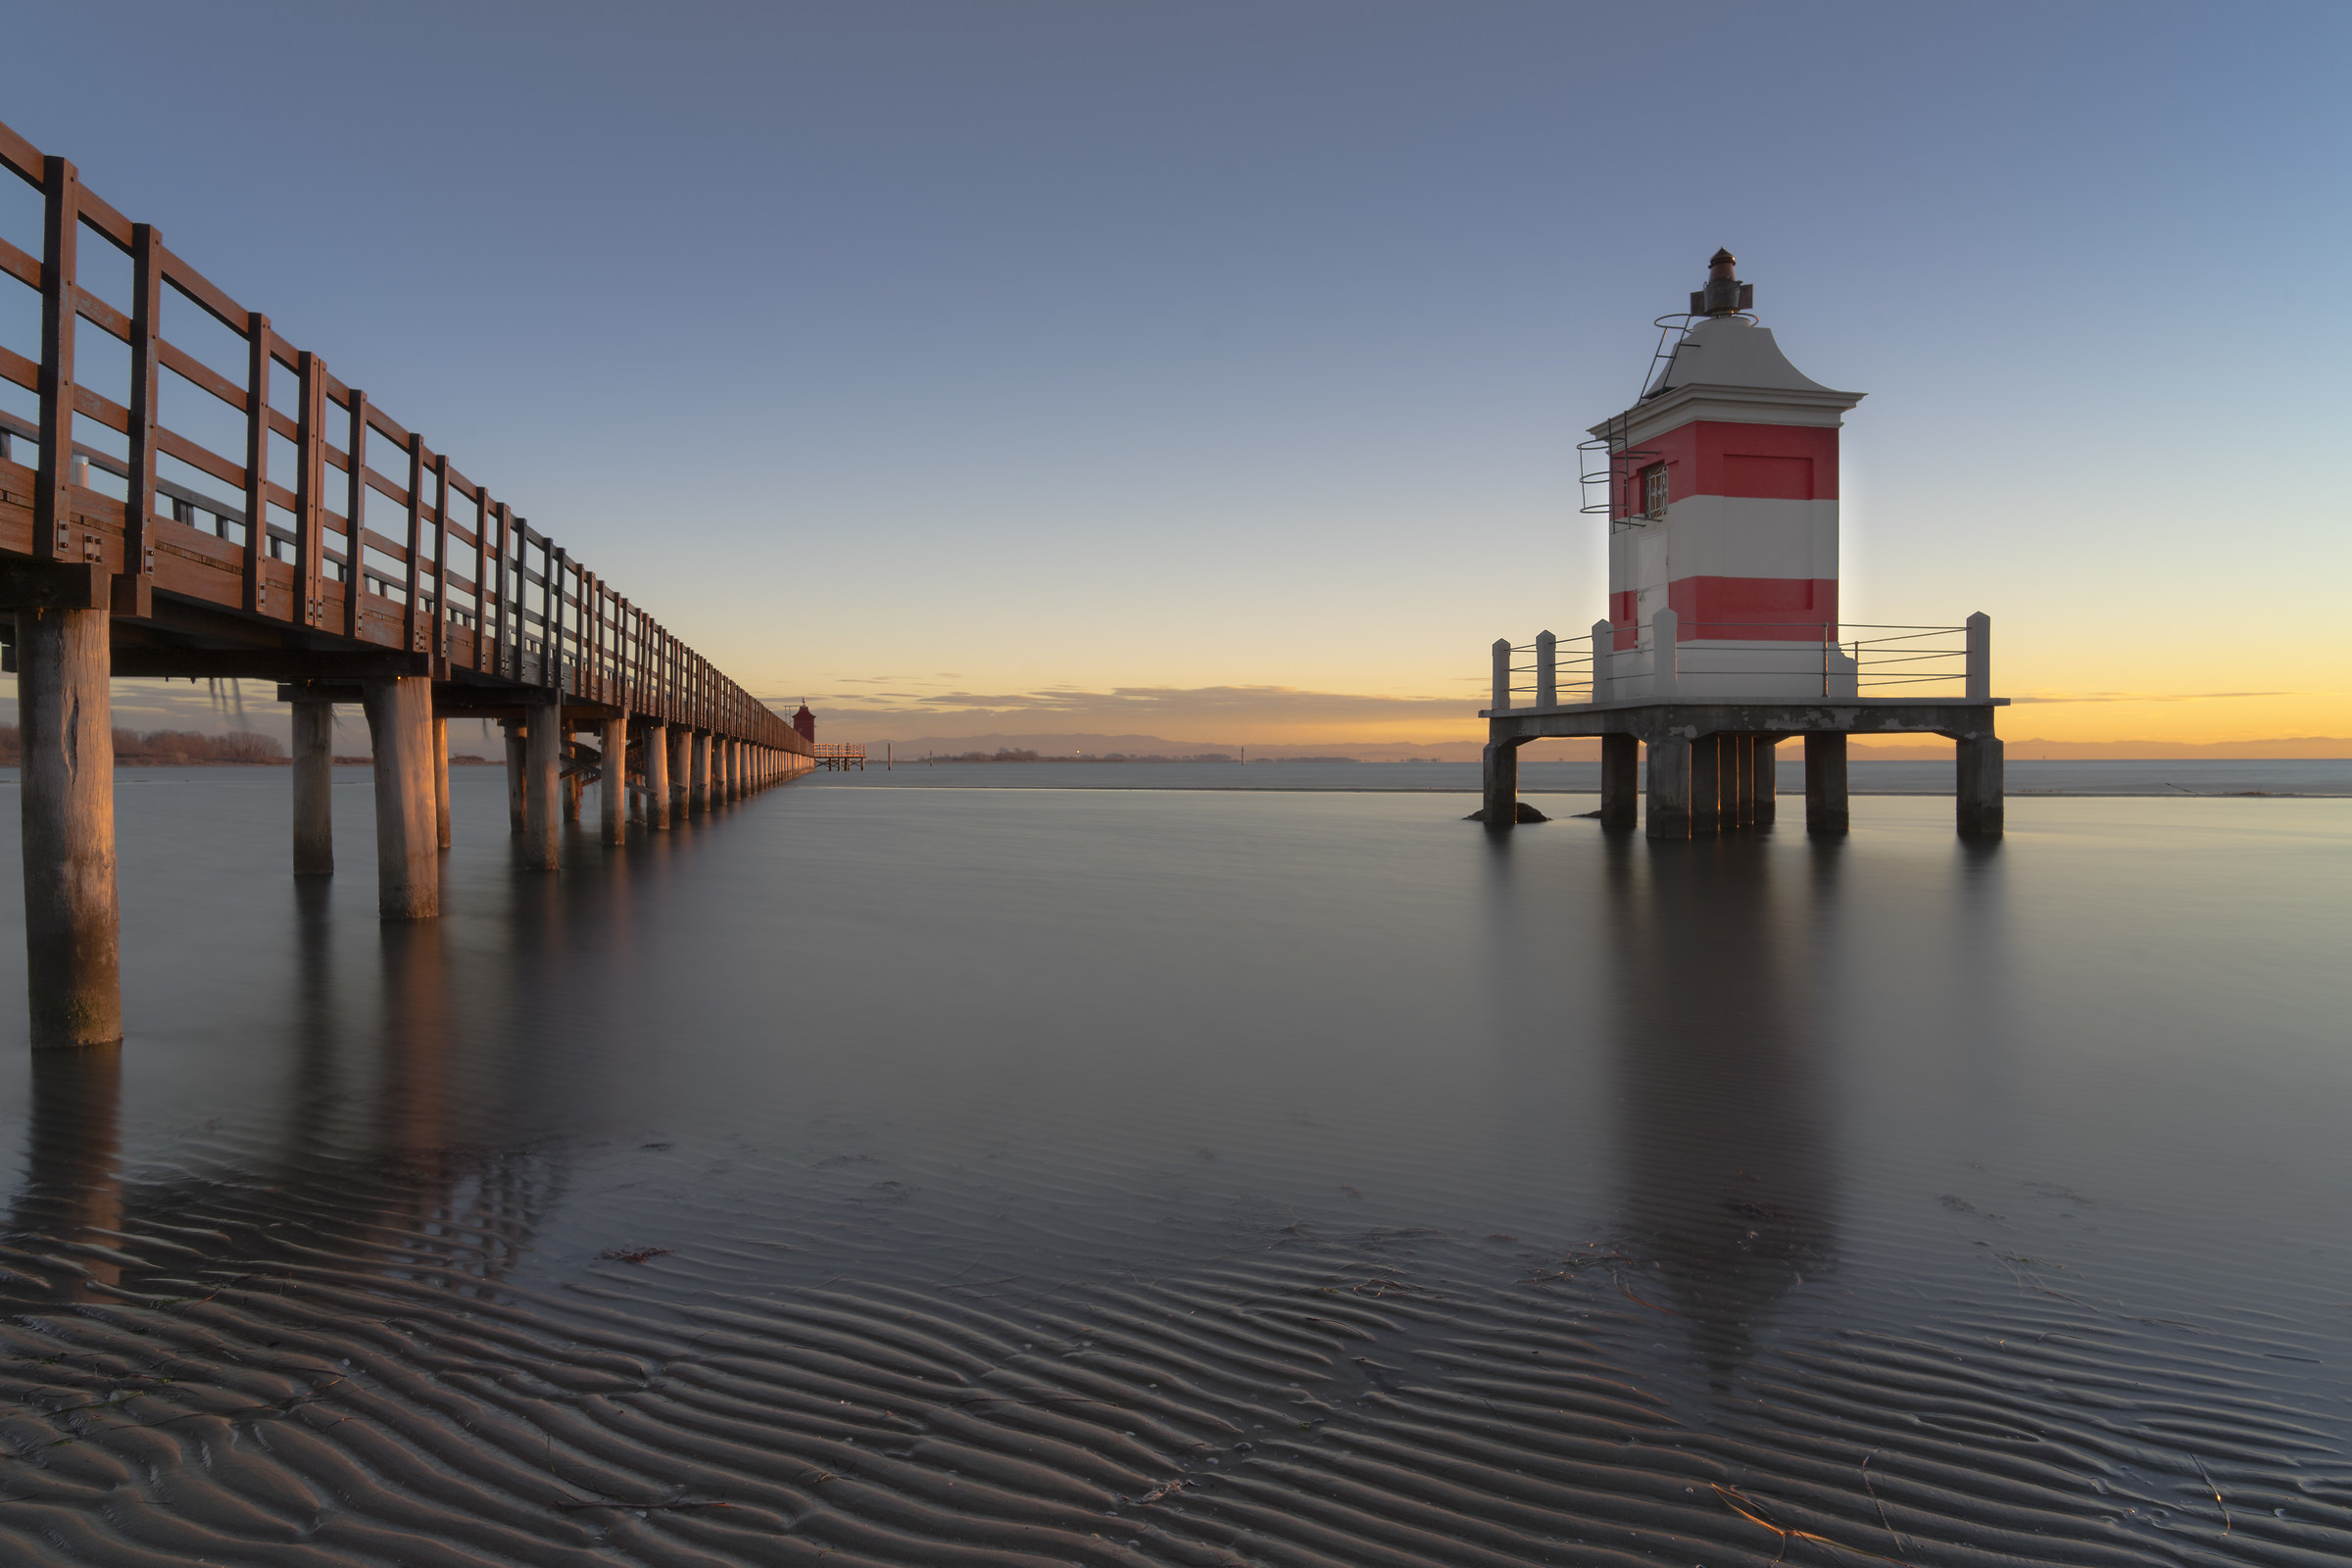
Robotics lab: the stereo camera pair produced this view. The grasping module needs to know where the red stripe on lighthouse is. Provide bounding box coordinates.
[1624,420,1838,505]
[1666,575,1838,640]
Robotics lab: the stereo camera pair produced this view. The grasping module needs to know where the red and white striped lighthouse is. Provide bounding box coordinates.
[1592,251,1865,701]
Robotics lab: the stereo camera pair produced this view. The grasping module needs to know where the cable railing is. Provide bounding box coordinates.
[1488,615,1989,709]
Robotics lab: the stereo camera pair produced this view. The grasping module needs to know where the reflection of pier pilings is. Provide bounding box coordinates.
[8,1046,124,1300]
[1605,839,1837,1389]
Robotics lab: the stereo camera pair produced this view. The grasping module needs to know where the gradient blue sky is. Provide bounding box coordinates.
[4,2,2345,747]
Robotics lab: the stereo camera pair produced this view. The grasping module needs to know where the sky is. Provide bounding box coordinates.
[3,1,2346,753]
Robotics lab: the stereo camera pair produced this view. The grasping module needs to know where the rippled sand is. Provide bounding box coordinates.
[0,772,2344,1564]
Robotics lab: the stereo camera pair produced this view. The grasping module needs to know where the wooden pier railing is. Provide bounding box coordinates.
[0,114,814,1048]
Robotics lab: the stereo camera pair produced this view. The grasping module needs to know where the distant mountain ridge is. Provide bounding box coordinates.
[865,732,2352,763]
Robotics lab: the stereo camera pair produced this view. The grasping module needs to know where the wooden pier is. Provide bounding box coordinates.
[812,743,867,771]
[0,115,814,1048]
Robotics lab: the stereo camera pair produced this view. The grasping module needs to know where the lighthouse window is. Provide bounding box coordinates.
[1642,465,1668,520]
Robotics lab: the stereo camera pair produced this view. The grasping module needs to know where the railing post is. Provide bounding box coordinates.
[342,388,366,637]
[1491,638,1511,711]
[1966,612,1990,701]
[294,353,327,629]
[121,220,161,617]
[1651,608,1679,698]
[403,431,427,652]
[34,156,79,566]
[240,312,271,614]
[1535,630,1556,709]
[1590,619,1613,705]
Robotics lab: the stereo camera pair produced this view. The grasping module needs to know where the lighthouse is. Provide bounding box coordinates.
[1594,250,1865,702]
[1475,250,2007,840]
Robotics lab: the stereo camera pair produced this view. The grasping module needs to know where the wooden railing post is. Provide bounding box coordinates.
[294,352,327,628]
[240,312,271,613]
[430,452,450,673]
[120,220,161,617]
[403,430,426,653]
[34,156,79,565]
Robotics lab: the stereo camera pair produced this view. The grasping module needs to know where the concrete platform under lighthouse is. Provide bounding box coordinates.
[1478,696,2010,838]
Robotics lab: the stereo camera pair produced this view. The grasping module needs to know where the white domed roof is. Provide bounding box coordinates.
[1645,315,1836,397]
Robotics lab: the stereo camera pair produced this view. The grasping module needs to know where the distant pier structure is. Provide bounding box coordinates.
[1480,251,2005,838]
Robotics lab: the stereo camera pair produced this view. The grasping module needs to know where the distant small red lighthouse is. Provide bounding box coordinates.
[792,703,815,743]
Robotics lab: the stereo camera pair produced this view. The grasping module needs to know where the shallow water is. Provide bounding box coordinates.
[0,769,2345,1565]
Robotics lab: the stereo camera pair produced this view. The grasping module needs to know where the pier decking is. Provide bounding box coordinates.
[0,115,813,1047]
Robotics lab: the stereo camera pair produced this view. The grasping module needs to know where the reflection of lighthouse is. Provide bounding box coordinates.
[1603,842,1837,1388]
[1594,250,1866,701]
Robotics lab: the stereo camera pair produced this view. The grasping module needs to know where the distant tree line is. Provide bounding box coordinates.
[0,726,285,764]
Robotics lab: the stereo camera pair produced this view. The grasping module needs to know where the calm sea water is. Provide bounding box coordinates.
[0,767,2345,1565]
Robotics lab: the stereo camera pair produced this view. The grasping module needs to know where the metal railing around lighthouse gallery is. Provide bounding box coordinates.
[1489,615,1990,710]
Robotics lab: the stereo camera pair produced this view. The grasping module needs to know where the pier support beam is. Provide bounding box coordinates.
[644,722,669,829]
[18,603,122,1048]
[563,761,582,822]
[1804,732,1849,835]
[522,697,561,869]
[1644,733,1690,841]
[503,720,525,834]
[1956,734,2004,837]
[690,731,710,813]
[1480,740,1519,827]
[601,713,628,846]
[1600,734,1639,831]
[1690,733,1722,837]
[1754,736,1780,826]
[669,727,690,820]
[292,698,335,877]
[361,676,439,919]
[432,715,451,850]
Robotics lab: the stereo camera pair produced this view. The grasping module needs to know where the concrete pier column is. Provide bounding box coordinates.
[431,715,451,850]
[1804,732,1849,835]
[522,696,562,869]
[1644,732,1690,841]
[1957,734,2004,836]
[1479,739,1519,826]
[563,762,582,822]
[728,740,742,801]
[1754,736,1780,826]
[600,712,628,846]
[503,719,525,834]
[291,698,335,877]
[1730,734,1755,829]
[643,722,669,829]
[690,731,710,813]
[360,676,439,919]
[1690,733,1722,837]
[1600,733,1640,831]
[668,727,690,820]
[18,605,122,1048]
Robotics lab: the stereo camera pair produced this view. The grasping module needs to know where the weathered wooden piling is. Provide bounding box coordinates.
[601,713,628,846]
[17,601,122,1048]
[1600,733,1640,831]
[1804,733,1849,835]
[1644,733,1691,840]
[361,677,439,919]
[431,716,451,850]
[522,699,562,870]
[668,727,690,821]
[643,722,670,829]
[503,720,525,834]
[690,731,710,813]
[291,698,335,876]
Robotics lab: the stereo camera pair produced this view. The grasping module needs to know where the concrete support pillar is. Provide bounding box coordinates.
[361,676,439,920]
[18,605,122,1048]
[1754,736,1780,826]
[1599,733,1640,831]
[690,731,710,813]
[727,739,742,801]
[1730,734,1755,829]
[563,762,582,822]
[431,715,451,850]
[1690,733,1722,838]
[522,697,562,869]
[503,720,525,834]
[1804,732,1849,835]
[1644,732,1690,841]
[669,727,690,820]
[644,722,670,829]
[292,699,335,877]
[1480,739,1519,826]
[601,712,628,846]
[1957,734,2004,837]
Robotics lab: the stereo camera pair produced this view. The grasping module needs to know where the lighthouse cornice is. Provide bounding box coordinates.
[1590,380,1866,449]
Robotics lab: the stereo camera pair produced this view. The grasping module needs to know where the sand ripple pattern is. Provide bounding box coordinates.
[0,1133,2346,1568]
